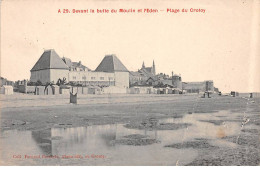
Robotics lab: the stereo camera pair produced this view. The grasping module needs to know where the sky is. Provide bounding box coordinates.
[1,0,259,93]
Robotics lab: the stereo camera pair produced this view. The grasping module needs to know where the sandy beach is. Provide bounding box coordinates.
[0,93,259,165]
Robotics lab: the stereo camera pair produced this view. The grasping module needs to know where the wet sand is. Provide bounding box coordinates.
[0,93,259,165]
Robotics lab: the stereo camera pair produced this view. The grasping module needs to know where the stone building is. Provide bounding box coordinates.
[95,54,129,88]
[182,80,214,93]
[30,49,69,84]
[172,73,182,90]
[30,49,129,89]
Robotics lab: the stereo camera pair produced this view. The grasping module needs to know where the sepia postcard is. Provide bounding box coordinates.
[0,0,259,166]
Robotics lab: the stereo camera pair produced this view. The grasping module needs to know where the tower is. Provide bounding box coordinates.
[142,61,145,69]
[152,60,156,75]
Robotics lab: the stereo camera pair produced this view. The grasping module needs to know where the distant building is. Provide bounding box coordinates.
[171,73,182,90]
[62,57,91,72]
[129,71,148,86]
[182,80,214,93]
[146,76,159,86]
[29,49,217,93]
[214,87,219,93]
[140,60,156,76]
[0,77,14,87]
[145,72,182,90]
[30,49,129,88]
[129,60,156,86]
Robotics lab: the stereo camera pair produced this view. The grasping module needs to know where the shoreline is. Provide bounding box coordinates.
[0,94,259,165]
[0,94,258,131]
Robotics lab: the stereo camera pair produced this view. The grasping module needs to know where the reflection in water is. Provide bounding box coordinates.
[31,129,52,155]
[0,110,243,165]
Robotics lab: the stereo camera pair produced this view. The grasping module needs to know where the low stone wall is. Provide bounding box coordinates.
[103,86,127,94]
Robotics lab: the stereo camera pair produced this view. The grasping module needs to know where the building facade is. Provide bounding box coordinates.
[30,50,129,88]
[30,50,69,84]
[95,54,129,88]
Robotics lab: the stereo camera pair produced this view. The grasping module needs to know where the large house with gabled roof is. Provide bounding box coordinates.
[30,49,129,88]
[30,49,69,84]
[95,54,129,88]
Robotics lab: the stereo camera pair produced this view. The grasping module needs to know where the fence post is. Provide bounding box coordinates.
[70,92,77,104]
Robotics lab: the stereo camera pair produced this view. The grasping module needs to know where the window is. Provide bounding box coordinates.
[82,76,86,80]
[73,76,76,80]
[100,77,104,80]
[91,77,95,80]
